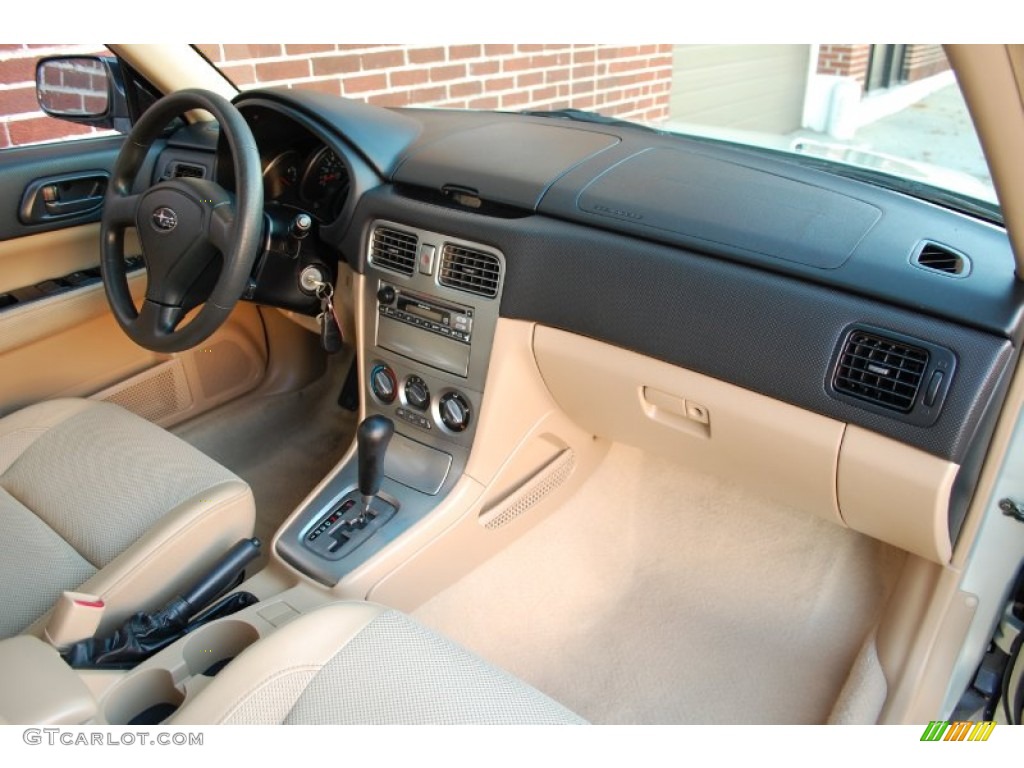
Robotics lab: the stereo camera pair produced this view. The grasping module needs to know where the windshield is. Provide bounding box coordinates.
[196,44,997,216]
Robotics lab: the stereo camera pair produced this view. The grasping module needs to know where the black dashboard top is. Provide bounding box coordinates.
[220,89,1022,474]
[237,88,1022,341]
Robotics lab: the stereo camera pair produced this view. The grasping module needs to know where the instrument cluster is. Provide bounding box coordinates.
[262,144,350,222]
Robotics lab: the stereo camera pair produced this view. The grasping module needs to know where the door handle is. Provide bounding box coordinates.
[43,195,106,217]
[19,171,110,224]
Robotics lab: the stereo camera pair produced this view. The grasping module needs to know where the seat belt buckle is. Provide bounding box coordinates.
[44,591,106,649]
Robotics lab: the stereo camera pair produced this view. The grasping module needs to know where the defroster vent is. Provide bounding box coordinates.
[833,330,929,413]
[370,227,418,276]
[439,244,501,298]
[913,241,970,277]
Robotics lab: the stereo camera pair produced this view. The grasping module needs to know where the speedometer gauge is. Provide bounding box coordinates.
[300,147,350,219]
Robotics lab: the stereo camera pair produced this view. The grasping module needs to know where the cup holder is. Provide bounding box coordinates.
[182,619,260,677]
[104,668,184,725]
[101,620,260,724]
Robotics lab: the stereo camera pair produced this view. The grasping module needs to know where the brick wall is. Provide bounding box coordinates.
[196,44,674,121]
[1,44,673,150]
[816,44,949,90]
[903,44,948,82]
[1,44,949,152]
[0,44,110,149]
[816,44,872,88]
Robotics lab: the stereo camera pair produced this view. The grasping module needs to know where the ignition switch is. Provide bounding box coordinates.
[299,265,327,295]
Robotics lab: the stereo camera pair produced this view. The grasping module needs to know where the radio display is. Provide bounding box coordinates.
[401,301,445,324]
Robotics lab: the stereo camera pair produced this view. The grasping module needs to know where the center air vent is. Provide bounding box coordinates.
[913,241,970,277]
[439,244,501,298]
[171,162,206,179]
[833,330,929,413]
[370,227,418,275]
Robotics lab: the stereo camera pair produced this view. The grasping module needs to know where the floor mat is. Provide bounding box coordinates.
[413,443,905,724]
[173,350,357,568]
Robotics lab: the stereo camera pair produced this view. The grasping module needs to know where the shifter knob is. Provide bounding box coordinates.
[357,415,394,504]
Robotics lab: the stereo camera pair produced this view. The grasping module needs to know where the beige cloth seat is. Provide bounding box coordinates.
[0,398,255,639]
[172,601,585,725]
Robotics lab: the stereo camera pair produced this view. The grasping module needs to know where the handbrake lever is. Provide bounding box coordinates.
[62,538,262,669]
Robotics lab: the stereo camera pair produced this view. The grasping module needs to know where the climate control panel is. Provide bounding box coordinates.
[367,359,477,443]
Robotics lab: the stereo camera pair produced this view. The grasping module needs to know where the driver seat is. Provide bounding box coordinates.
[0,398,255,640]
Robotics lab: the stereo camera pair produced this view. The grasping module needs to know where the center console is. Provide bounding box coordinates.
[275,220,505,585]
[2,219,587,728]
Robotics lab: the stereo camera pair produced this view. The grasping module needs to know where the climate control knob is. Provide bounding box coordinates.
[439,391,471,432]
[370,364,397,403]
[405,375,430,411]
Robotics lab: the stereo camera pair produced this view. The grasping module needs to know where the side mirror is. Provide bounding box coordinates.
[35,56,130,131]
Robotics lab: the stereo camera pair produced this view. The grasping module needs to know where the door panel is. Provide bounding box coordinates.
[0,224,109,294]
[0,137,147,414]
[0,137,123,239]
[0,131,268,420]
[0,273,158,411]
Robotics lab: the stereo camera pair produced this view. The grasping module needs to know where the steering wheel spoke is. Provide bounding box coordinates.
[99,89,263,353]
[135,299,184,337]
[207,200,238,255]
[104,191,141,228]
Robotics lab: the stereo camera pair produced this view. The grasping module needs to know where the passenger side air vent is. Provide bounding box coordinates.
[829,326,956,427]
[833,330,929,413]
[439,244,501,298]
[171,162,206,179]
[370,227,418,276]
[912,241,970,277]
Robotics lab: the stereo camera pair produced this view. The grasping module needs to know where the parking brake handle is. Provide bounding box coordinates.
[61,538,261,669]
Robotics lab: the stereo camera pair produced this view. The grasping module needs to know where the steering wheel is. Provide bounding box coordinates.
[100,89,263,353]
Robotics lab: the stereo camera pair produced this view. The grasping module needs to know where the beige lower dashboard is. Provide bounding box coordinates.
[532,325,957,564]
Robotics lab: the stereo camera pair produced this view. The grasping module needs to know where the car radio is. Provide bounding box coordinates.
[375,283,475,378]
[376,283,473,343]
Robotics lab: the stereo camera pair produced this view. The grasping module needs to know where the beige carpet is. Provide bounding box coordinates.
[413,443,905,724]
[173,351,357,568]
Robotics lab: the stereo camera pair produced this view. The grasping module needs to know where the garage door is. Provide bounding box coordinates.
[670,45,811,134]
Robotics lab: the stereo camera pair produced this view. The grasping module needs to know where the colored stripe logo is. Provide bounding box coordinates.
[920,721,996,742]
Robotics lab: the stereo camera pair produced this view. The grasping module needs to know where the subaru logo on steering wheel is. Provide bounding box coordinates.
[152,207,178,232]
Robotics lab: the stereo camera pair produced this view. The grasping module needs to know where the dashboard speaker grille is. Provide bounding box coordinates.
[833,331,929,413]
[370,227,418,275]
[439,244,501,298]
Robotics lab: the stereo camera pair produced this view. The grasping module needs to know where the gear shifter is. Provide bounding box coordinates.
[301,415,398,557]
[357,414,394,522]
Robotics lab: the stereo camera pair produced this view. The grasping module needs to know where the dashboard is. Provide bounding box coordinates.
[155,85,1023,571]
